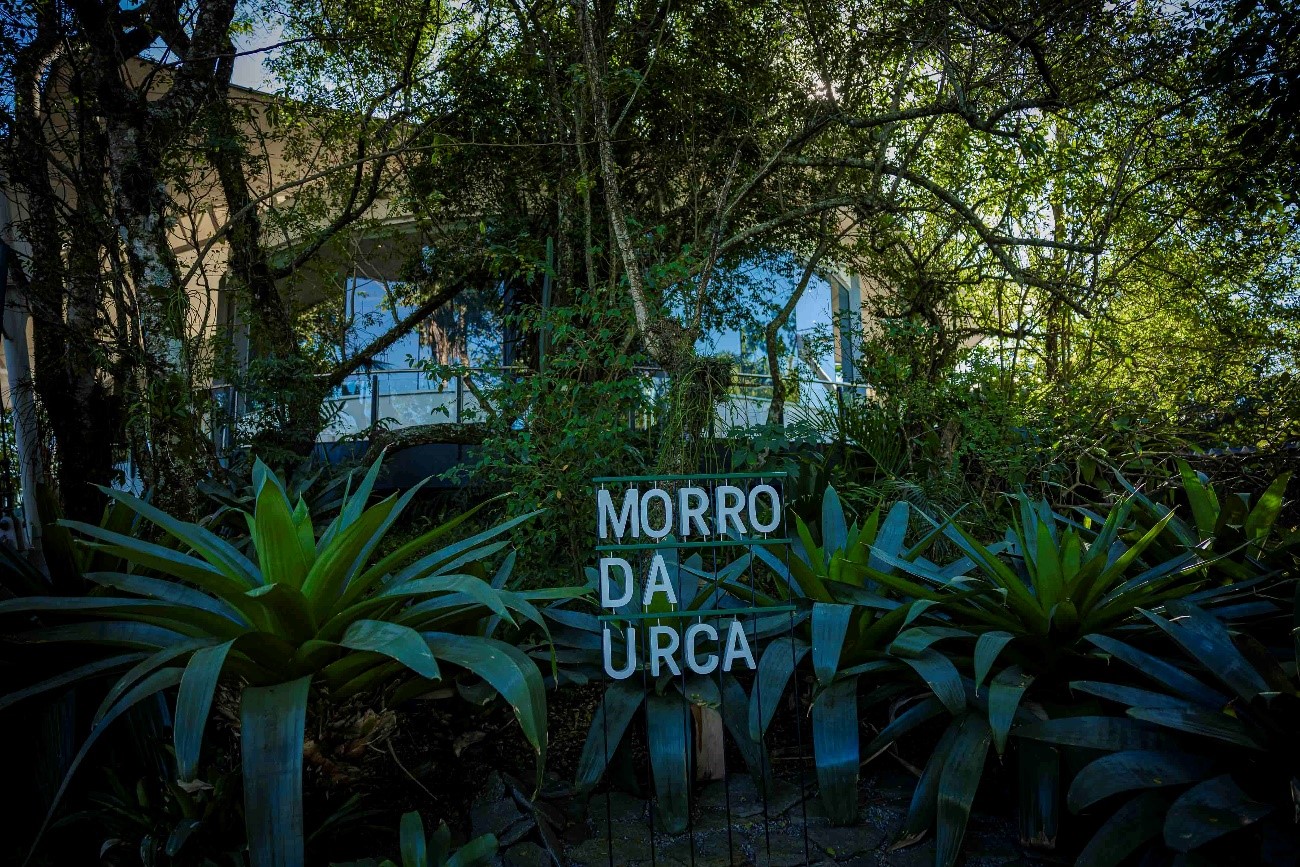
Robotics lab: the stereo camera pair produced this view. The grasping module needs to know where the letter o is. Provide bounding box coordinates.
[747,484,781,534]
[640,487,673,539]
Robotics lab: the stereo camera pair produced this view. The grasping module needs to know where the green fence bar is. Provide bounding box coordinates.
[596,537,790,551]
[598,605,797,622]
[592,471,788,483]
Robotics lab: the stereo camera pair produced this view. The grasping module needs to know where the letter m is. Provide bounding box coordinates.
[597,488,639,540]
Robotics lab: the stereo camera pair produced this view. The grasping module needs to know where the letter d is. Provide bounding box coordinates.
[600,557,635,608]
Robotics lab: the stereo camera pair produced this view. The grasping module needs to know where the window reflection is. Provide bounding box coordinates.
[693,259,842,385]
[341,276,503,395]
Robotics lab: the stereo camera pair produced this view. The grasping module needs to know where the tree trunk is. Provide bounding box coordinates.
[206,103,327,460]
[765,241,834,426]
[0,205,48,568]
[54,110,125,521]
[103,117,204,514]
[576,0,689,371]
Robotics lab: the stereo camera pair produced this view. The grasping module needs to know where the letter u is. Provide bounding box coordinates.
[603,626,637,679]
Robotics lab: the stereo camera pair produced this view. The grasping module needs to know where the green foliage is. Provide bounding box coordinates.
[553,550,768,835]
[751,488,972,824]
[440,294,651,585]
[197,456,356,547]
[0,456,560,867]
[882,494,1234,656]
[1021,597,1300,865]
[61,764,245,867]
[1116,460,1295,580]
[218,353,334,462]
[331,811,497,867]
[840,489,1273,866]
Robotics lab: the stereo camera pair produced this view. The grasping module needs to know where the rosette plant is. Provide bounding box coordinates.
[553,547,771,835]
[334,810,498,867]
[0,458,553,867]
[1020,598,1300,866]
[1114,460,1293,581]
[858,494,1270,866]
[748,488,970,825]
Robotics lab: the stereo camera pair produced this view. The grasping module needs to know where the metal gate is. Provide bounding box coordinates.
[590,472,813,865]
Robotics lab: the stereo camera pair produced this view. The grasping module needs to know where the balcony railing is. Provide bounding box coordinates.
[207,366,873,452]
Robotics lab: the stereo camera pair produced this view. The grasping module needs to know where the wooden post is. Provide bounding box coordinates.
[693,706,726,781]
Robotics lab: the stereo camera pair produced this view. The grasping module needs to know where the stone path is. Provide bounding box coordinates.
[477,771,1026,867]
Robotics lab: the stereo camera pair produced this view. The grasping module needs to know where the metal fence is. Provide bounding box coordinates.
[207,366,875,453]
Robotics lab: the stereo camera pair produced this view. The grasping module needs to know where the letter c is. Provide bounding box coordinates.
[684,622,719,674]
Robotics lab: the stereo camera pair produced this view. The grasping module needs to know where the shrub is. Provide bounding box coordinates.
[549,549,768,835]
[853,492,1267,865]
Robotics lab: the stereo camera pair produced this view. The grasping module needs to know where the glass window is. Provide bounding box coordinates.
[694,259,838,384]
[346,277,425,392]
[427,283,502,369]
[341,277,504,392]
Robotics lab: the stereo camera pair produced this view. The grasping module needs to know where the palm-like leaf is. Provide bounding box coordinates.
[1055,599,1300,865]
[0,457,546,867]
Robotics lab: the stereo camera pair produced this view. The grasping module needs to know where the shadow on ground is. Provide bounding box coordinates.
[474,766,1031,867]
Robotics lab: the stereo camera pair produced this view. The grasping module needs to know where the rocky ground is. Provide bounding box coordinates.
[471,767,1030,867]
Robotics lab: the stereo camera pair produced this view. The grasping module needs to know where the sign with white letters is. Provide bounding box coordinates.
[594,474,790,680]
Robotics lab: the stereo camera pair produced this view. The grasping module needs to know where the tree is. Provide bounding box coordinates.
[286,0,1151,467]
[2,0,242,520]
[1,0,484,523]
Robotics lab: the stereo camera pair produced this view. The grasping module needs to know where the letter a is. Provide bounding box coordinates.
[641,554,679,606]
[721,619,756,671]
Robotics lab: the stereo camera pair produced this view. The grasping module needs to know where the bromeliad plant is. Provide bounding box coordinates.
[747,488,974,825]
[878,493,1238,661]
[1115,460,1294,581]
[1019,598,1300,866]
[853,493,1271,867]
[0,458,556,867]
[555,487,959,829]
[60,761,245,866]
[197,458,355,546]
[333,811,497,867]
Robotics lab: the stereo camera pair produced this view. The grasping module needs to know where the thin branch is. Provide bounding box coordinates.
[323,282,461,388]
[689,145,742,336]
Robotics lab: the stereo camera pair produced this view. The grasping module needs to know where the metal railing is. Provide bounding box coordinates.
[207,365,874,450]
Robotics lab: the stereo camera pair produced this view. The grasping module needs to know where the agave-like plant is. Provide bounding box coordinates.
[552,547,771,835]
[748,488,971,825]
[560,488,967,832]
[1018,598,1299,866]
[0,458,563,867]
[1115,460,1293,581]
[197,458,354,546]
[854,493,1272,867]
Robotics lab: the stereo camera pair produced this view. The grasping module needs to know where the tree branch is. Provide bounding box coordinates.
[764,230,837,425]
[575,0,667,360]
[322,282,462,388]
